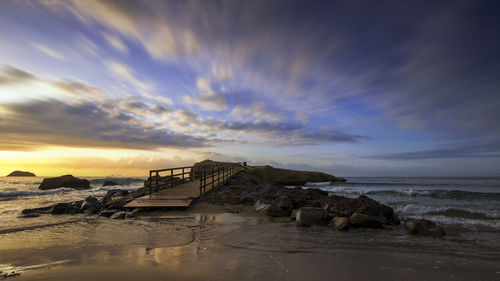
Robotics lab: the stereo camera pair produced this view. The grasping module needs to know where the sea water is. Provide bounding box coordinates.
[305,177,500,229]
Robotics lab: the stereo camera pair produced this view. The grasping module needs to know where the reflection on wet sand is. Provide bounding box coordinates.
[1,204,499,281]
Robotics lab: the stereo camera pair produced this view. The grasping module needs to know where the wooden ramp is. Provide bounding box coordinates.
[124,163,242,208]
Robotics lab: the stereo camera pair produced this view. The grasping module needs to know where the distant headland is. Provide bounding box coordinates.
[6,171,36,177]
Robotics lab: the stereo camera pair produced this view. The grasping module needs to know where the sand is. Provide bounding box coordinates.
[1,203,498,281]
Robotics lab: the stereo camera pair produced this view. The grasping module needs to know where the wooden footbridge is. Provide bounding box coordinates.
[124,161,243,208]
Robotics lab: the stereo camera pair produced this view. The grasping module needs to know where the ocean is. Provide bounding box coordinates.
[1,176,499,240]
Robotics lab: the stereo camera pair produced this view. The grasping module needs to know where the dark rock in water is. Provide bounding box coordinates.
[81,196,101,214]
[296,207,329,226]
[18,213,41,218]
[276,196,294,211]
[51,203,72,214]
[7,170,36,177]
[104,198,128,210]
[110,211,134,219]
[103,180,118,187]
[330,216,350,231]
[50,201,83,215]
[39,175,90,190]
[404,218,446,237]
[101,189,130,207]
[349,212,385,228]
[22,206,52,215]
[100,210,118,218]
[65,201,84,214]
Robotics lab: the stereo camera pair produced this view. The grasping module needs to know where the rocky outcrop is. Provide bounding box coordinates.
[81,196,101,214]
[404,218,446,237]
[349,212,385,228]
[242,165,345,185]
[51,201,83,215]
[7,171,36,177]
[39,175,90,190]
[103,180,118,187]
[296,207,329,226]
[330,216,350,231]
[254,200,288,217]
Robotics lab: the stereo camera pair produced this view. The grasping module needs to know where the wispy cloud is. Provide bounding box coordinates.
[30,42,65,60]
[102,32,128,53]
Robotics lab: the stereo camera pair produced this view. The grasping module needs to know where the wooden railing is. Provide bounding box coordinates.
[147,162,243,197]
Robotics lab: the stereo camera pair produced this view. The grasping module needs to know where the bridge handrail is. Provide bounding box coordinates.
[147,162,244,197]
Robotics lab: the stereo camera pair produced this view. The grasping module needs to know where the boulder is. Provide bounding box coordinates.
[110,211,134,219]
[103,180,119,187]
[39,175,90,190]
[329,216,350,231]
[404,218,446,237]
[254,200,288,217]
[81,196,101,214]
[7,170,36,177]
[104,198,128,210]
[51,201,83,215]
[100,210,118,218]
[290,209,299,220]
[240,192,257,204]
[349,212,384,228]
[18,213,41,218]
[276,196,294,211]
[296,207,329,226]
[101,189,129,206]
[22,206,52,215]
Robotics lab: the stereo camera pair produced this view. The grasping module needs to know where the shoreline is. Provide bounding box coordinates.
[1,202,498,281]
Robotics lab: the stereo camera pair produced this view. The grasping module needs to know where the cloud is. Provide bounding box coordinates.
[106,60,150,92]
[29,42,65,60]
[0,99,211,150]
[102,32,128,53]
[0,65,35,85]
[44,0,199,61]
[371,140,500,160]
[183,77,228,111]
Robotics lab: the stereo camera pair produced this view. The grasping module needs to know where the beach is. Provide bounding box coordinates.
[1,174,500,280]
[1,202,498,281]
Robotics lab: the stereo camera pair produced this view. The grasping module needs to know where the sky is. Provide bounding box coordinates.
[0,0,499,177]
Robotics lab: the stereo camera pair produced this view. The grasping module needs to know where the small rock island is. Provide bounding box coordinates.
[6,171,36,177]
[39,175,91,190]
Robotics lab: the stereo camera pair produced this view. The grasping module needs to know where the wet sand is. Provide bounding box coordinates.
[1,203,498,281]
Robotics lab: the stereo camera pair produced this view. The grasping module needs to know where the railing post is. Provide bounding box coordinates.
[149,170,152,197]
[199,171,203,195]
[171,169,174,188]
[212,167,215,189]
[182,168,185,181]
[155,171,159,190]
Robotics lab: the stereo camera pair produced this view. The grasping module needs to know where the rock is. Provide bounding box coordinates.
[22,206,52,215]
[81,196,101,214]
[296,207,329,226]
[329,216,350,231]
[254,200,288,217]
[103,180,119,187]
[404,218,446,237]
[290,209,299,220]
[110,211,134,219]
[7,170,36,177]
[101,190,129,206]
[18,213,41,218]
[39,175,90,190]
[65,201,84,214]
[51,203,72,214]
[240,192,257,204]
[110,211,127,219]
[276,196,294,211]
[104,198,128,210]
[50,201,83,215]
[349,212,384,228]
[242,165,345,185]
[100,210,118,218]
